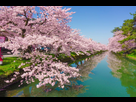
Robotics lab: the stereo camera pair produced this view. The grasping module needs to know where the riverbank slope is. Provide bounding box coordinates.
[0,50,107,90]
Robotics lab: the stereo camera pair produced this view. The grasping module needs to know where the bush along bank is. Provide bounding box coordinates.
[126,54,136,60]
[111,50,136,61]
[60,50,107,66]
[125,49,136,60]
[0,50,107,90]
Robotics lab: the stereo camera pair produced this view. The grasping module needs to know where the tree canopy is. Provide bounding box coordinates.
[111,27,121,34]
[109,12,136,54]
[118,12,136,44]
[0,6,107,89]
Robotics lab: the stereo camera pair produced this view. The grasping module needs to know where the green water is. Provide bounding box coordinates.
[0,51,136,97]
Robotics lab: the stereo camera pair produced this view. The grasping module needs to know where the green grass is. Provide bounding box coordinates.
[126,53,136,60]
[0,57,31,77]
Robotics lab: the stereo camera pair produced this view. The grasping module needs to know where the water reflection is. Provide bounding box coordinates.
[0,52,108,97]
[1,78,88,97]
[72,51,108,81]
[107,51,136,97]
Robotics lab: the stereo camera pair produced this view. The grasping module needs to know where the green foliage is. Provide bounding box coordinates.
[129,49,136,55]
[70,52,77,56]
[48,53,55,58]
[126,53,136,60]
[0,57,31,76]
[116,51,125,55]
[132,31,136,36]
[118,13,136,45]
[57,53,67,59]
[86,51,91,53]
[130,12,136,20]
[133,49,136,53]
[122,44,127,48]
[118,35,135,44]
[111,27,121,33]
[121,19,134,36]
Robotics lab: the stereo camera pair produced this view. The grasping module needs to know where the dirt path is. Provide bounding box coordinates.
[3,55,20,58]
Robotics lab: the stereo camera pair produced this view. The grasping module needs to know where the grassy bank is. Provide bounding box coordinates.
[126,53,136,60]
[0,50,106,78]
[0,50,106,90]
[111,51,136,61]
[0,57,31,77]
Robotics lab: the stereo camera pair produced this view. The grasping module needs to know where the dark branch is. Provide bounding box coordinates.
[21,28,26,38]
[6,21,18,26]
[22,10,30,26]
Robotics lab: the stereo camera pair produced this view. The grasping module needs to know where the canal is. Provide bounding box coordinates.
[0,51,136,97]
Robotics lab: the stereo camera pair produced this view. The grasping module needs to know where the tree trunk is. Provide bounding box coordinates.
[21,45,33,60]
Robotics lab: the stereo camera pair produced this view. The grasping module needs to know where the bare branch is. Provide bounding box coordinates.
[23,10,30,26]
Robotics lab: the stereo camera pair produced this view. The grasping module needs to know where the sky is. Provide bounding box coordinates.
[34,6,136,45]
[62,6,136,45]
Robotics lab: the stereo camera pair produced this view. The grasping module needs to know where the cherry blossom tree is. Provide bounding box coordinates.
[0,6,107,88]
[108,31,126,53]
[108,30,136,54]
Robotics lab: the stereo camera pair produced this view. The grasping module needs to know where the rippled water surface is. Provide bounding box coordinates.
[1,51,136,97]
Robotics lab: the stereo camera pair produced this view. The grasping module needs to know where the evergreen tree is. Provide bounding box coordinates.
[117,12,136,54]
[111,27,121,34]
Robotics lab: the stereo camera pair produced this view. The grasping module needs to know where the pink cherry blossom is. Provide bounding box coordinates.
[0,6,108,88]
[108,30,136,53]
